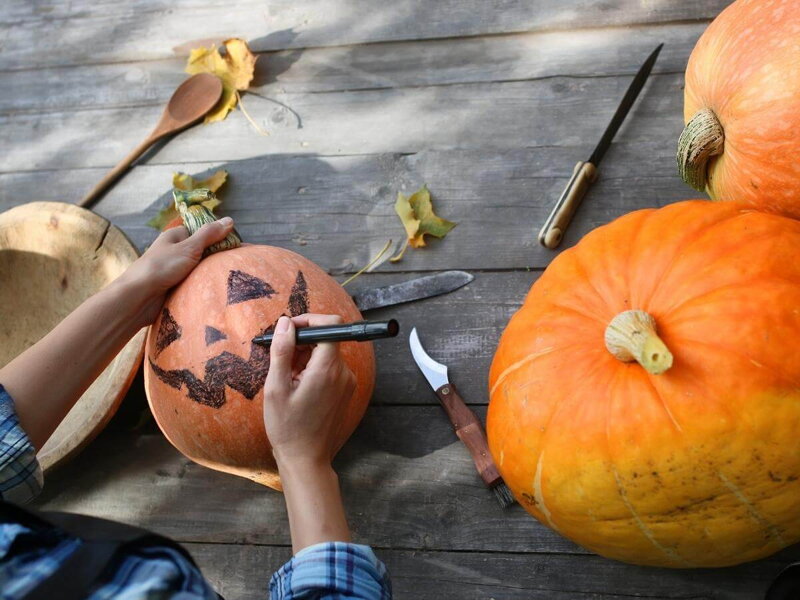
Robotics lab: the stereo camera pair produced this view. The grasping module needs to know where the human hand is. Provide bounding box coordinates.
[263,314,357,471]
[116,217,235,326]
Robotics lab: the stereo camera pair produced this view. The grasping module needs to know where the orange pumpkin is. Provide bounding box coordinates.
[488,201,800,567]
[163,215,184,230]
[678,0,800,217]
[144,245,375,490]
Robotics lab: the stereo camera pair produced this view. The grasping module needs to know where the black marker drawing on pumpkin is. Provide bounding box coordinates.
[154,308,181,356]
[288,271,309,316]
[205,326,227,345]
[227,269,276,305]
[150,270,309,409]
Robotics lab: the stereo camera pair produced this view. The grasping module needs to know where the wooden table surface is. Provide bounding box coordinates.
[3,0,797,597]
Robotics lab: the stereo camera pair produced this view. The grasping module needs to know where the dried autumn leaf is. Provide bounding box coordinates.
[408,186,457,247]
[173,170,228,195]
[147,170,228,230]
[390,186,456,262]
[395,192,421,244]
[185,38,257,123]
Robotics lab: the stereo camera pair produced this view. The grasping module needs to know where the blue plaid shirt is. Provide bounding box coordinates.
[0,385,391,599]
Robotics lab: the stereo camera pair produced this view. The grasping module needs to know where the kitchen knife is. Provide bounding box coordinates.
[538,43,663,249]
[409,327,515,508]
[351,270,473,312]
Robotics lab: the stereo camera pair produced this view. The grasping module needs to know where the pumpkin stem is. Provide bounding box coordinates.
[605,310,673,375]
[677,108,724,193]
[173,189,242,257]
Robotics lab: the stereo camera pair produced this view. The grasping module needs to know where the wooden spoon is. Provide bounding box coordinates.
[79,72,223,209]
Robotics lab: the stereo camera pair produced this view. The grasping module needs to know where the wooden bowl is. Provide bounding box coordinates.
[0,202,146,471]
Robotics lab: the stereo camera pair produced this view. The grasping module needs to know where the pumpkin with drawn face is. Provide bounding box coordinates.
[144,245,375,490]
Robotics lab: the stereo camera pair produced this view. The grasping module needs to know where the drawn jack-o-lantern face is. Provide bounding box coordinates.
[144,245,375,490]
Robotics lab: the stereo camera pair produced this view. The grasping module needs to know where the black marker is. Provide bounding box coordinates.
[252,319,399,347]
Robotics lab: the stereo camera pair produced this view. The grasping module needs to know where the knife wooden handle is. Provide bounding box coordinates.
[435,383,502,487]
[538,160,597,249]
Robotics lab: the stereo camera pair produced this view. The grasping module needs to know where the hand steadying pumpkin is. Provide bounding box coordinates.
[121,217,235,328]
[263,313,357,553]
[0,217,237,450]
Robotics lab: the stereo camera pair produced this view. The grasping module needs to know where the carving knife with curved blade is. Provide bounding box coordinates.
[409,327,516,508]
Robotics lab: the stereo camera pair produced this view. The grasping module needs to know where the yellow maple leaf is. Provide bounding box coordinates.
[147,170,228,230]
[390,185,456,262]
[185,38,257,123]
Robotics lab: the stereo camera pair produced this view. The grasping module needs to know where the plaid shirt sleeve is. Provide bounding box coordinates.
[0,385,43,504]
[0,385,220,600]
[270,542,392,599]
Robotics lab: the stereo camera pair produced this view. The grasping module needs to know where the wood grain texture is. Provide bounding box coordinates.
[0,24,704,115]
[0,71,685,173]
[8,0,794,596]
[186,542,792,600]
[0,145,693,272]
[34,412,573,553]
[32,413,800,562]
[1,0,728,70]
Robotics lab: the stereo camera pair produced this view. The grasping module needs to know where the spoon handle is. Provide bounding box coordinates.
[77,133,158,209]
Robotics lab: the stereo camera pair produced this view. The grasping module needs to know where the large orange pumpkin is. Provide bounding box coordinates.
[488,201,800,567]
[678,0,800,217]
[144,245,375,490]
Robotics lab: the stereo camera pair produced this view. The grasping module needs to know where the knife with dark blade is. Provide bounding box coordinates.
[351,270,474,312]
[538,43,663,249]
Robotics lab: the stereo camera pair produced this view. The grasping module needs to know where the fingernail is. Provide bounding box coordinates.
[219,216,233,227]
[275,316,290,334]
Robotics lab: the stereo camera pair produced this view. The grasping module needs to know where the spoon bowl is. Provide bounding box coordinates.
[79,73,223,208]
[162,72,224,131]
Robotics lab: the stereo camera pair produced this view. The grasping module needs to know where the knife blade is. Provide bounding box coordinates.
[409,327,515,508]
[351,270,474,312]
[538,43,663,249]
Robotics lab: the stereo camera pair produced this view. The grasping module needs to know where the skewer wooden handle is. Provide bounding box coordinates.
[538,160,598,249]
[435,383,501,487]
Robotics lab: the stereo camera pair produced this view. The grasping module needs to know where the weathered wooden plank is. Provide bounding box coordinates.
[0,71,686,173]
[33,413,800,566]
[0,144,694,272]
[34,411,579,553]
[1,0,728,70]
[187,542,792,600]
[0,24,703,115]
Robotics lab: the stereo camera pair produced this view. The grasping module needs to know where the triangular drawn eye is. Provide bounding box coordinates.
[288,271,309,316]
[205,326,227,346]
[227,269,276,305]
[154,308,182,356]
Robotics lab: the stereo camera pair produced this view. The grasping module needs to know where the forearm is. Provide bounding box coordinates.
[277,457,351,554]
[0,277,151,449]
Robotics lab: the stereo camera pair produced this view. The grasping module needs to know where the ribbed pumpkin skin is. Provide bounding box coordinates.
[144,245,375,490]
[488,201,800,567]
[684,0,800,217]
